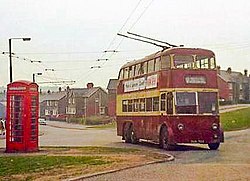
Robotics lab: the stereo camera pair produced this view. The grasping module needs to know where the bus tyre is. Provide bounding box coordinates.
[160,126,171,150]
[130,126,139,144]
[124,124,132,143]
[208,143,220,150]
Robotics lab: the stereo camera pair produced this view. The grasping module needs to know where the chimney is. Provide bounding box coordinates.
[226,67,232,74]
[244,69,248,76]
[217,66,221,75]
[87,82,94,89]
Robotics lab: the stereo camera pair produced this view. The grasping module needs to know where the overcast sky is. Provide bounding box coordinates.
[0,0,250,89]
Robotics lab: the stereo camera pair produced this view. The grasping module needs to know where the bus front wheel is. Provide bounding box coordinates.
[208,143,220,150]
[159,126,171,150]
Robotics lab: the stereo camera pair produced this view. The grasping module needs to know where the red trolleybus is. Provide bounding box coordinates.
[116,47,224,150]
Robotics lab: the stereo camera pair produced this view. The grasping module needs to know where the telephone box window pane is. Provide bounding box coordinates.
[10,95,24,142]
[30,96,38,141]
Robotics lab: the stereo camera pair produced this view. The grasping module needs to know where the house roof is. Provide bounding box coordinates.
[39,91,66,102]
[107,79,118,90]
[219,70,242,83]
[70,87,106,97]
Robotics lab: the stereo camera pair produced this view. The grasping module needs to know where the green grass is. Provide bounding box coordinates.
[220,107,250,131]
[0,155,110,177]
[87,121,116,129]
[41,146,139,154]
[76,146,139,154]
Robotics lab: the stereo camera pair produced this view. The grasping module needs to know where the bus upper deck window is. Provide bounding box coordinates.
[210,57,216,69]
[148,60,154,73]
[135,64,140,76]
[155,57,160,71]
[119,69,124,80]
[128,66,134,78]
[174,55,193,69]
[124,67,129,79]
[139,62,147,75]
[161,55,170,69]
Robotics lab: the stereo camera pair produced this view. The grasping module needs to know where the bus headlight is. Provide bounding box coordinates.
[212,123,218,130]
[178,123,184,131]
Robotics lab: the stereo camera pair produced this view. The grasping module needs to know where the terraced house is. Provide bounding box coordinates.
[66,83,108,118]
[218,67,250,104]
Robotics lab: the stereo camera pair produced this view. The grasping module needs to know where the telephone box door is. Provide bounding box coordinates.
[7,95,25,151]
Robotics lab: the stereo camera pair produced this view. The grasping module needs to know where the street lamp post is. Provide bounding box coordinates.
[9,37,31,83]
[32,73,42,83]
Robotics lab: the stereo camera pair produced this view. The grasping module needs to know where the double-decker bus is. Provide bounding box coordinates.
[116,47,224,150]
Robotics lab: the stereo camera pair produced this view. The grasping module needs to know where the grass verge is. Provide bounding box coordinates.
[0,155,109,177]
[0,146,167,181]
[86,121,116,129]
[220,107,250,131]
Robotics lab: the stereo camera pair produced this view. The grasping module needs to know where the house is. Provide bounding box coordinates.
[107,79,118,117]
[66,83,108,118]
[39,90,67,119]
[0,91,6,119]
[218,67,250,104]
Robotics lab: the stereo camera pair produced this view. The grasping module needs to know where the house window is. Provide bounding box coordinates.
[228,83,233,90]
[100,107,105,115]
[53,109,58,115]
[239,94,243,100]
[45,109,49,115]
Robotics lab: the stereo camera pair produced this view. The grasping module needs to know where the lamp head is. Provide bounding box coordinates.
[22,38,31,41]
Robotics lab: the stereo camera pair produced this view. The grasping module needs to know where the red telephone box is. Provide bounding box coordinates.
[6,80,39,152]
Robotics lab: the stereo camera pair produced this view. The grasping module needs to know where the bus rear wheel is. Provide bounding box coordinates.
[159,126,172,150]
[124,124,132,143]
[124,124,139,144]
[208,143,220,150]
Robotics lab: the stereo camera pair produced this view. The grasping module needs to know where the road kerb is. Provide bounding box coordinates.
[66,153,174,181]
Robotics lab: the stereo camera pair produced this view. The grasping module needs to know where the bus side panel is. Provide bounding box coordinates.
[116,116,161,141]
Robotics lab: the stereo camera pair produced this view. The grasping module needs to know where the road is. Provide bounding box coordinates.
[80,129,250,181]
